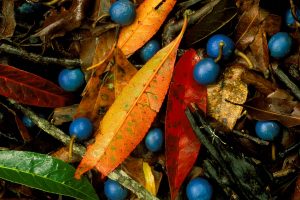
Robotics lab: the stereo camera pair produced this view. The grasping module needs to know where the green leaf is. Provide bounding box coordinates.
[0,150,99,200]
[183,0,237,46]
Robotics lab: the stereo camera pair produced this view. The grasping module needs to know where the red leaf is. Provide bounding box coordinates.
[0,64,71,107]
[165,49,207,200]
[292,176,300,200]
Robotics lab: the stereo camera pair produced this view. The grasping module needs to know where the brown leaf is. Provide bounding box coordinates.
[51,147,81,163]
[51,104,78,125]
[247,96,299,116]
[241,69,277,95]
[243,105,300,127]
[261,14,282,37]
[235,4,268,50]
[0,0,16,38]
[35,0,91,39]
[207,65,248,130]
[249,27,269,75]
[267,89,294,100]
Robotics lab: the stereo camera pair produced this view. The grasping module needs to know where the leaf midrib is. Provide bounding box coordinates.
[0,165,96,200]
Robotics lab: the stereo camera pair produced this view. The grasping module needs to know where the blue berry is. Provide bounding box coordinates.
[206,34,235,60]
[268,32,292,58]
[69,117,93,141]
[58,68,85,92]
[139,40,161,62]
[104,179,128,200]
[255,121,280,141]
[193,58,220,85]
[145,128,164,152]
[285,8,300,27]
[186,177,213,200]
[17,3,42,14]
[109,0,136,26]
[22,116,35,128]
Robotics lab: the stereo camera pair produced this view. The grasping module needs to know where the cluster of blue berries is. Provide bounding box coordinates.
[193,34,235,85]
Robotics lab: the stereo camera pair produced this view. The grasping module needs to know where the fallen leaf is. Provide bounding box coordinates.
[75,31,115,124]
[0,0,16,38]
[249,27,269,75]
[51,104,78,125]
[207,65,248,130]
[242,104,300,128]
[234,3,268,50]
[247,96,300,116]
[184,0,237,46]
[240,69,277,96]
[165,49,206,200]
[143,162,156,195]
[75,15,188,178]
[89,48,137,127]
[35,0,90,39]
[0,64,71,108]
[121,157,162,195]
[117,0,176,56]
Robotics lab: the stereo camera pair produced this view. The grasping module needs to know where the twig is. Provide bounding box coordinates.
[8,99,158,200]
[0,44,81,68]
[271,64,300,100]
[278,141,300,158]
[232,130,269,146]
[162,0,221,45]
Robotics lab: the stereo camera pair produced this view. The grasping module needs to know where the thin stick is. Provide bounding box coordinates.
[232,130,269,146]
[8,99,158,200]
[0,44,81,68]
[272,64,300,100]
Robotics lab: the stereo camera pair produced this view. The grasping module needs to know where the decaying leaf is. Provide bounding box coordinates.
[234,2,268,50]
[183,0,237,46]
[241,69,277,95]
[243,105,300,128]
[35,0,91,39]
[75,16,188,178]
[292,176,300,200]
[207,65,248,130]
[248,27,269,75]
[51,104,78,125]
[122,157,162,195]
[117,0,176,56]
[0,0,16,38]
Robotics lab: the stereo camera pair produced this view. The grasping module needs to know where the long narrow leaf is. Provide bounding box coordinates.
[75,15,189,178]
[0,150,99,200]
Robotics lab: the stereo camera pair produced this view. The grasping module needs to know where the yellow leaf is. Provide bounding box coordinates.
[143,162,156,196]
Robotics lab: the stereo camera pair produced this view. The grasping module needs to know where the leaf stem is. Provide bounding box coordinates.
[0,44,81,68]
[8,99,158,200]
[232,130,269,146]
[234,49,253,69]
[214,42,224,63]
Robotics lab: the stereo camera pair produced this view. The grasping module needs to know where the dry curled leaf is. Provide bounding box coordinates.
[117,0,176,56]
[235,3,268,50]
[75,17,188,178]
[51,104,78,125]
[207,65,248,130]
[35,0,90,39]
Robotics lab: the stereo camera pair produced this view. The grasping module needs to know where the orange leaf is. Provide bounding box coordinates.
[75,16,188,178]
[117,0,176,56]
